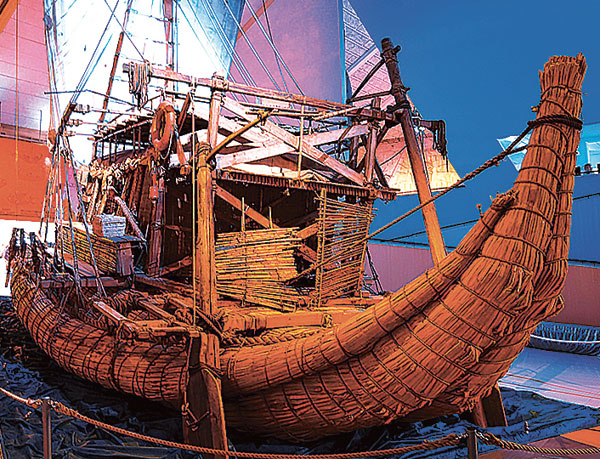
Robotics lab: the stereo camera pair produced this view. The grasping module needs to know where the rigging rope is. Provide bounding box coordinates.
[480,431,600,456]
[220,0,284,92]
[258,0,289,93]
[292,113,582,281]
[101,0,145,61]
[190,0,254,103]
[246,0,305,95]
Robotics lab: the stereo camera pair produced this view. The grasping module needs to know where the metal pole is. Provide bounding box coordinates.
[467,428,479,459]
[42,398,52,459]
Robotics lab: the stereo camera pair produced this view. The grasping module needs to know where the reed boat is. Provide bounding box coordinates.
[5,32,586,446]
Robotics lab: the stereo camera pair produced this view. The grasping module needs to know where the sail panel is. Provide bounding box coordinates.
[232,0,344,102]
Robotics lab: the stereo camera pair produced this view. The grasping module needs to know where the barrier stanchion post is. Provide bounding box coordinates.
[42,398,51,459]
[467,428,478,459]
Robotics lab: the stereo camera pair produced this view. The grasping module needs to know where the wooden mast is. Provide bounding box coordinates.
[381,37,507,428]
[381,38,446,265]
[183,85,228,458]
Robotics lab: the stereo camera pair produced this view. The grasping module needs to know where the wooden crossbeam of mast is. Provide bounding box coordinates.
[123,63,347,112]
[216,124,369,168]
[222,98,365,185]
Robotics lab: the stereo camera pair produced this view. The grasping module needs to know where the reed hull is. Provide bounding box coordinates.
[9,54,586,442]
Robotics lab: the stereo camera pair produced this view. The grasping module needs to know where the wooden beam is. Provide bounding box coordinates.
[305,124,369,145]
[296,244,317,263]
[192,105,269,144]
[297,223,318,240]
[185,144,228,457]
[91,300,136,335]
[222,98,365,185]
[210,110,271,160]
[222,309,362,333]
[381,38,446,265]
[364,98,381,183]
[207,81,223,148]
[136,296,177,322]
[184,334,227,458]
[215,185,272,229]
[160,255,192,276]
[365,122,378,183]
[177,91,192,129]
[135,273,194,296]
[124,63,348,112]
[236,0,275,42]
[216,124,369,168]
[147,176,165,277]
[41,277,127,289]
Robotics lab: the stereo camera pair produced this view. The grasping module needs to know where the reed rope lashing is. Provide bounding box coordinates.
[0,384,462,458]
[291,114,583,281]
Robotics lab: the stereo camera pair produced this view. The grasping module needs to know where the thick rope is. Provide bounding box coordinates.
[481,431,600,456]
[4,385,600,457]
[0,386,42,409]
[0,385,461,458]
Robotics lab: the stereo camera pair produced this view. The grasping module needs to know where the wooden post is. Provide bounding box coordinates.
[147,174,165,277]
[42,398,52,459]
[466,428,479,459]
[381,38,446,266]
[163,0,175,94]
[364,97,381,183]
[208,76,224,149]
[183,143,228,458]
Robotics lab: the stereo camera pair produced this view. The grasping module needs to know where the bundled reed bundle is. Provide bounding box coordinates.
[313,197,373,306]
[215,228,301,311]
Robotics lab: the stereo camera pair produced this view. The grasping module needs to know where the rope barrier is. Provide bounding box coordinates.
[0,384,462,458]
[3,383,600,457]
[480,431,600,456]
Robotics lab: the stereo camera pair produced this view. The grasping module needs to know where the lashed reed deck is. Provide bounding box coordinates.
[10,54,585,442]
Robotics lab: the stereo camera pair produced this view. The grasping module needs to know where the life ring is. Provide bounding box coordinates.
[151,101,176,151]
